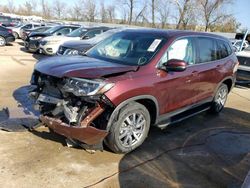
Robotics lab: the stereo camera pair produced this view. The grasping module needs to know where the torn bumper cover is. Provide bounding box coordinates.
[40,115,108,145]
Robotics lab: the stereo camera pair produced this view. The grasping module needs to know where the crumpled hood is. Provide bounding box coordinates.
[62,40,93,51]
[35,56,138,78]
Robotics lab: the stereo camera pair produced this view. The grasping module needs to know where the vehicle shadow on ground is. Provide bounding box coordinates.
[16,41,24,46]
[115,108,250,188]
[19,46,48,61]
[0,85,40,132]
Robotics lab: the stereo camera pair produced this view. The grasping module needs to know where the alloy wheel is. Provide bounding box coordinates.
[215,85,228,111]
[0,37,6,46]
[118,112,146,148]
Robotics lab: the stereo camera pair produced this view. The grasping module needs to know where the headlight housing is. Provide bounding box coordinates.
[64,49,80,55]
[62,78,114,96]
[40,40,47,45]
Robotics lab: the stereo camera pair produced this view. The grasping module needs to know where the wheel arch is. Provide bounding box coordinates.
[213,76,234,97]
[106,95,159,131]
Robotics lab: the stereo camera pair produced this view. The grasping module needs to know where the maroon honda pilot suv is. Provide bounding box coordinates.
[30,29,238,153]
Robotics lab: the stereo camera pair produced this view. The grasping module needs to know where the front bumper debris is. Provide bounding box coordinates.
[40,115,108,145]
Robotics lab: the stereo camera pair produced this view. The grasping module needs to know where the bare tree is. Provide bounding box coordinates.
[173,0,193,29]
[6,0,15,13]
[106,5,116,23]
[68,0,84,20]
[157,0,170,28]
[100,2,108,23]
[134,3,148,25]
[198,0,233,31]
[120,0,137,24]
[214,15,240,32]
[40,0,52,19]
[151,0,156,27]
[53,0,65,19]
[83,0,97,22]
[23,1,33,15]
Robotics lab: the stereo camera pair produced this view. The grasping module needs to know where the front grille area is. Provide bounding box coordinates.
[237,56,250,67]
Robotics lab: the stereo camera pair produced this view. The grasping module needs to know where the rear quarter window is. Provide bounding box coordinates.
[217,40,232,59]
[197,37,217,63]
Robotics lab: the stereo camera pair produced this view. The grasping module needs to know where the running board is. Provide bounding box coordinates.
[155,103,211,129]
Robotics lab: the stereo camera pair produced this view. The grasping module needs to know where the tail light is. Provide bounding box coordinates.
[10,22,14,26]
[8,29,12,34]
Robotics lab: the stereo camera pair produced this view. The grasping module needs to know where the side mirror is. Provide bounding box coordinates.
[81,35,90,40]
[163,59,187,72]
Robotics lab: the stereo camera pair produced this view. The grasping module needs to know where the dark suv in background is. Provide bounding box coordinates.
[30,29,238,153]
[0,16,15,27]
[24,25,80,53]
[0,26,15,46]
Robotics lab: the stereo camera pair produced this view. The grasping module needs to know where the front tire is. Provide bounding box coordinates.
[210,83,228,114]
[105,102,150,154]
[0,36,6,46]
[13,32,19,39]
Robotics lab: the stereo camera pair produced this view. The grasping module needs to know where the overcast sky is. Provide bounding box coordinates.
[2,0,249,30]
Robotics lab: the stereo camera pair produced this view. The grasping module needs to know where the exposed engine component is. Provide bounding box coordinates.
[63,104,79,123]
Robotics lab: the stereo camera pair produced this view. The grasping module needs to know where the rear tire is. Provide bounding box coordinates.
[0,36,6,46]
[105,102,150,154]
[209,83,228,114]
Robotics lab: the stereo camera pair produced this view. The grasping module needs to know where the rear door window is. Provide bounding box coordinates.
[55,28,71,35]
[85,30,102,38]
[197,37,217,63]
[23,24,32,29]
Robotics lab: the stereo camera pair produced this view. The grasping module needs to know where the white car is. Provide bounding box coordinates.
[236,46,250,83]
[8,23,43,39]
[231,39,249,52]
[39,27,109,55]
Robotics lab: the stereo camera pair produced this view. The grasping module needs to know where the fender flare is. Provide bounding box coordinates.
[213,76,234,98]
[106,95,159,131]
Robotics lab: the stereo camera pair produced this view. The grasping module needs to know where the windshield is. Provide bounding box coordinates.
[44,26,61,34]
[86,32,166,66]
[67,27,87,37]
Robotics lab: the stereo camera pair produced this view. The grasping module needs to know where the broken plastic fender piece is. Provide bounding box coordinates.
[40,115,108,145]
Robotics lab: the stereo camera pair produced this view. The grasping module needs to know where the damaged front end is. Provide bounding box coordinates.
[29,71,115,151]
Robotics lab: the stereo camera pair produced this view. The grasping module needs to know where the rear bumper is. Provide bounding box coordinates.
[236,66,250,83]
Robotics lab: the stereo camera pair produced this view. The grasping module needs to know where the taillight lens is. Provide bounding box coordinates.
[8,29,12,33]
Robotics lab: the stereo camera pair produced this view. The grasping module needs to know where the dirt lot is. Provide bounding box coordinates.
[0,40,250,188]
